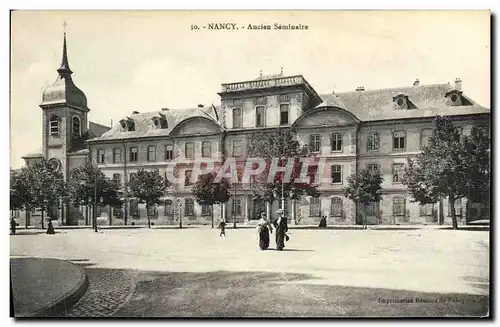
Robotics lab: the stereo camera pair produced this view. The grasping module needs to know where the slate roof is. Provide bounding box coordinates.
[89,107,220,142]
[317,83,489,122]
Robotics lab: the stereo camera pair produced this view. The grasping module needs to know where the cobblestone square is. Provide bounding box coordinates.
[10,227,489,317]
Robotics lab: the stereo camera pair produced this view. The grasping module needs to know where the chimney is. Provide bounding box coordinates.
[197,104,204,108]
[455,78,462,91]
[413,79,420,87]
[110,119,113,128]
[355,86,365,91]
[132,111,140,115]
[161,108,169,111]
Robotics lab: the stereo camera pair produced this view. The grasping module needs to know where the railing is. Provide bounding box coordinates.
[221,75,304,92]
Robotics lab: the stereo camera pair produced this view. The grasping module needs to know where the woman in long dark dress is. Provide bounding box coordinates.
[274,209,288,251]
[257,213,272,250]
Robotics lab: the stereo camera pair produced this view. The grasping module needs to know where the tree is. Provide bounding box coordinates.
[128,168,167,228]
[68,162,121,230]
[192,173,231,228]
[247,128,319,217]
[28,159,66,231]
[343,168,383,229]
[10,168,34,228]
[402,117,490,230]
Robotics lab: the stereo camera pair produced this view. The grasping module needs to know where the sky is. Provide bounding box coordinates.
[10,10,490,168]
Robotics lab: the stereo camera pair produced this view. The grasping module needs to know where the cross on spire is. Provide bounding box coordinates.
[62,21,68,34]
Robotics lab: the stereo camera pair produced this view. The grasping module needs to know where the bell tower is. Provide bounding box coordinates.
[39,26,90,180]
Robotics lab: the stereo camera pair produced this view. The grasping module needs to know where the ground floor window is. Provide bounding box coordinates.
[393,197,406,216]
[419,203,434,216]
[448,198,462,217]
[130,200,139,218]
[366,202,379,216]
[252,200,266,220]
[164,200,173,217]
[147,205,158,219]
[201,204,211,216]
[310,197,321,217]
[185,199,194,216]
[112,205,122,218]
[331,197,343,217]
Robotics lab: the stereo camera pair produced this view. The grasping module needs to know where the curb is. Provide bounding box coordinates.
[18,261,89,318]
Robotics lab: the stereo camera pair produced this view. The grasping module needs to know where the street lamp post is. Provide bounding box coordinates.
[93,179,98,232]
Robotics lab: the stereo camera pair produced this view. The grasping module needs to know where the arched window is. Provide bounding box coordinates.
[72,116,81,139]
[50,115,60,136]
[233,108,242,128]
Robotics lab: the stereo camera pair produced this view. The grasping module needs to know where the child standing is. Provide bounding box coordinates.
[219,220,226,237]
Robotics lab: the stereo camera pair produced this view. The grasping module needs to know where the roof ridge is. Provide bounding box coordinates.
[333,83,451,95]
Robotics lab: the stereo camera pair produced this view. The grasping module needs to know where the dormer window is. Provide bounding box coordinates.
[445,90,463,106]
[151,112,168,129]
[119,117,135,132]
[392,93,416,110]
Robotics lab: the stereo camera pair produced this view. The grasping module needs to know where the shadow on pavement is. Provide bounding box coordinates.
[439,227,489,231]
[64,266,489,318]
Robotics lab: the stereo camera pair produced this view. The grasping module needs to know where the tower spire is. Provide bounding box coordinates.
[57,22,73,76]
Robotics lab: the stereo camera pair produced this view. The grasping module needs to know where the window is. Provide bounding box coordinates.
[201,204,211,216]
[148,205,158,219]
[129,147,138,162]
[367,131,380,151]
[232,140,242,157]
[97,149,105,164]
[50,115,60,136]
[308,165,318,184]
[130,199,139,218]
[233,108,242,128]
[392,163,404,183]
[185,142,194,159]
[256,106,265,127]
[448,198,462,217]
[279,94,290,103]
[421,129,433,148]
[331,197,343,217]
[331,165,342,184]
[310,134,321,152]
[393,131,406,150]
[232,198,242,216]
[72,116,81,139]
[164,200,173,217]
[165,145,174,160]
[331,133,343,152]
[256,97,267,105]
[366,202,379,216]
[202,141,211,158]
[130,172,137,183]
[112,173,121,186]
[368,164,380,173]
[393,197,406,216]
[185,170,193,186]
[113,148,122,163]
[419,203,434,216]
[309,197,321,217]
[147,145,156,161]
[280,104,289,125]
[185,199,194,216]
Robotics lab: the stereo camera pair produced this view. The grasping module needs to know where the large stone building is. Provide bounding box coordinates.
[19,33,490,227]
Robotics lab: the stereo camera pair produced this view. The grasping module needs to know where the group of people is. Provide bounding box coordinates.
[218,209,290,251]
[256,209,289,251]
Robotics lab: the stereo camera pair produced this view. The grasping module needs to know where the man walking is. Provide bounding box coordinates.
[273,209,288,251]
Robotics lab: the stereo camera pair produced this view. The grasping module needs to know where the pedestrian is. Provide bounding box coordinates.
[257,212,272,250]
[46,219,55,234]
[219,220,226,237]
[10,217,18,235]
[319,215,327,228]
[273,209,289,251]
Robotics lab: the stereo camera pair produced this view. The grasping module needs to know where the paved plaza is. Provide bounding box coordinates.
[10,227,489,317]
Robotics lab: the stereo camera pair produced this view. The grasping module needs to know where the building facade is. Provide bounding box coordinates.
[20,34,490,227]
